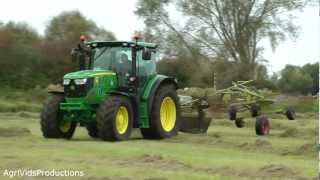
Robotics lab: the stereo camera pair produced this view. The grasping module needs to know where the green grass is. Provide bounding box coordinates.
[0,90,317,179]
[0,111,317,180]
[0,88,45,112]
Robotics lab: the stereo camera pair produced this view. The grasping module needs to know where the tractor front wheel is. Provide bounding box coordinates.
[40,94,77,139]
[97,96,133,141]
[141,85,180,139]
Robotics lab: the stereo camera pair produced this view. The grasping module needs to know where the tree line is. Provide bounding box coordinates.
[0,2,318,95]
[0,11,115,89]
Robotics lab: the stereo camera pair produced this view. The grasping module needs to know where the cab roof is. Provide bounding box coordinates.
[86,41,157,49]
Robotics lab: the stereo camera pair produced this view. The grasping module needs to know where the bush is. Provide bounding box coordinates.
[157,57,214,88]
[278,65,314,95]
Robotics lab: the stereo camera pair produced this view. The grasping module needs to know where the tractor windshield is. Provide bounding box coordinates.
[92,47,132,74]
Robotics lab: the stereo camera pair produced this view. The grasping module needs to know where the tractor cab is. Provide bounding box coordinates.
[70,39,158,90]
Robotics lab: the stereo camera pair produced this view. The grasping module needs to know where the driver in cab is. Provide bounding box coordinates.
[117,53,131,75]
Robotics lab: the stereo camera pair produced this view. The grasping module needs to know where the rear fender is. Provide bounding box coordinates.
[142,75,178,113]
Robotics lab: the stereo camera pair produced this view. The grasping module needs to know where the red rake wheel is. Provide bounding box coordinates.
[255,115,270,136]
[261,121,270,134]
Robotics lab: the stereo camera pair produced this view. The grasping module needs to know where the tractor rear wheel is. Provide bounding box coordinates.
[86,122,99,138]
[40,94,77,139]
[141,85,180,139]
[255,115,270,136]
[97,96,133,141]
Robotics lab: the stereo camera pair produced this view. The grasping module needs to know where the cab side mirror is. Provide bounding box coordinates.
[142,49,152,61]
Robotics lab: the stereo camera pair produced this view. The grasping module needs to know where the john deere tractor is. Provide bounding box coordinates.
[40,35,180,141]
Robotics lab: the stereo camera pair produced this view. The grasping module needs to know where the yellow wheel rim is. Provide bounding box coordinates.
[59,122,71,133]
[116,106,129,134]
[160,97,176,132]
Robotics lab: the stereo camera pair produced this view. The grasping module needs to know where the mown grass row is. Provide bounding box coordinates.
[0,88,317,179]
[0,88,46,112]
[0,111,317,179]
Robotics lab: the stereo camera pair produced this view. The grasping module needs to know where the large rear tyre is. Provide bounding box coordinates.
[141,85,181,139]
[255,115,270,136]
[86,122,99,138]
[40,94,77,139]
[97,96,133,141]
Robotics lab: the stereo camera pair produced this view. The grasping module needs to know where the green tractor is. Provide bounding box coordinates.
[40,35,181,141]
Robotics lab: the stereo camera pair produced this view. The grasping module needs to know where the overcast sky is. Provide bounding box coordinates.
[0,0,318,72]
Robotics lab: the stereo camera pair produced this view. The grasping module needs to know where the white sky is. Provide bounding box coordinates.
[0,0,318,73]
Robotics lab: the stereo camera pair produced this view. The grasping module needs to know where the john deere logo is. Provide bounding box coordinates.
[70,85,75,90]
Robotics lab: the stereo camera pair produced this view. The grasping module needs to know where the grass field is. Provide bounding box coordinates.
[0,91,318,180]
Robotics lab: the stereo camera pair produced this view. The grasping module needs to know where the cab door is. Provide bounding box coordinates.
[136,49,157,88]
[116,48,132,90]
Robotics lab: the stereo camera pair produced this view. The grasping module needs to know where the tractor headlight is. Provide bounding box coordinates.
[63,79,71,85]
[74,78,88,85]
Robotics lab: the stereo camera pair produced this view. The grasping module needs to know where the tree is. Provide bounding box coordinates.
[0,22,47,88]
[136,0,305,84]
[157,55,214,87]
[44,11,116,83]
[278,65,313,94]
[0,21,40,47]
[45,11,115,42]
[302,62,319,95]
[0,11,118,89]
[135,0,201,58]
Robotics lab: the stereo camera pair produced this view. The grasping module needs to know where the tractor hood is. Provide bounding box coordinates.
[64,69,116,79]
